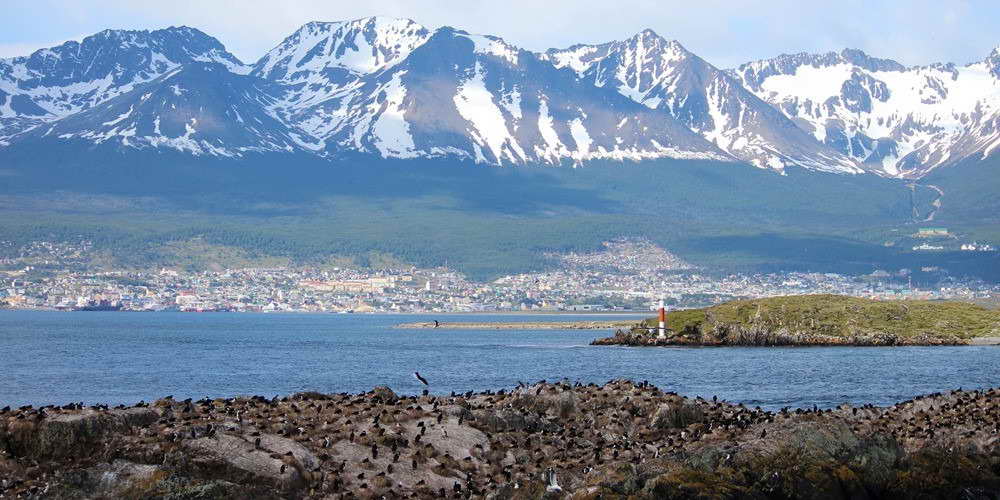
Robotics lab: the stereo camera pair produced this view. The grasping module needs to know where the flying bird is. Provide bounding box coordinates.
[414,372,429,386]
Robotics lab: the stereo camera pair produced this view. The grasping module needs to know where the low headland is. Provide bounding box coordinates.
[397,320,637,330]
[592,294,1000,347]
[2,381,999,498]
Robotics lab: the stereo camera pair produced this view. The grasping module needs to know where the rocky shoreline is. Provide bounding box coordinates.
[397,320,637,330]
[592,295,1000,347]
[590,326,983,347]
[2,381,999,498]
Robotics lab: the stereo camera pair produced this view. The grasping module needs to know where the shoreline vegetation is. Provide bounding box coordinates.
[2,381,999,498]
[591,294,1000,347]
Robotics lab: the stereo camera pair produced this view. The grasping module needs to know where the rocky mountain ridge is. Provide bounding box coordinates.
[731,47,1000,177]
[4,18,1000,178]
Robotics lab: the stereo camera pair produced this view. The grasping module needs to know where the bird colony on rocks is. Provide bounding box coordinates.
[1,380,999,498]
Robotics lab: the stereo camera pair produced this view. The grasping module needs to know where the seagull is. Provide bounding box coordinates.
[414,372,429,386]
[434,320,440,328]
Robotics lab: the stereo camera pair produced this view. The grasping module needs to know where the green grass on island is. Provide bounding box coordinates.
[622,295,1000,345]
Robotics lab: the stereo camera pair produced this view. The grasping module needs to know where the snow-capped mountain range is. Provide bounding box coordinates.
[542,31,861,173]
[3,17,1000,179]
[0,27,245,140]
[731,49,1000,178]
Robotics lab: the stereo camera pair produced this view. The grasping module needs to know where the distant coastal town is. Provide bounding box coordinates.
[1,238,997,313]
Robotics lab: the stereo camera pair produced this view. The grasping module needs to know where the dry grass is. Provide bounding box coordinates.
[652,403,705,430]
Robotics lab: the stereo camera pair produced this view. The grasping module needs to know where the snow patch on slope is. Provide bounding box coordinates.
[463,34,520,65]
[371,72,417,158]
[453,62,524,163]
[101,105,133,126]
[569,117,592,158]
[547,45,599,76]
[535,98,569,161]
[761,63,855,104]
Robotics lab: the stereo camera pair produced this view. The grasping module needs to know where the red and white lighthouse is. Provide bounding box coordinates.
[657,297,666,339]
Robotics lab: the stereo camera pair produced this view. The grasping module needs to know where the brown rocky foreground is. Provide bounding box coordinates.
[1,381,999,499]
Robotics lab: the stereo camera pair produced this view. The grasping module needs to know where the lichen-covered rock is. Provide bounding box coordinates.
[590,328,693,346]
[182,433,318,490]
[0,407,158,460]
[95,460,164,494]
[371,385,399,404]
[41,459,246,499]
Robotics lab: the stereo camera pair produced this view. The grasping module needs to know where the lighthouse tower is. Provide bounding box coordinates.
[657,297,666,339]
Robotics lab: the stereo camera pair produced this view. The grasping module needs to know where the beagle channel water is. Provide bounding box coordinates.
[2,310,999,409]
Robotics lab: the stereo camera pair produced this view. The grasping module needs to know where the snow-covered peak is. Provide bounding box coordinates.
[0,25,247,142]
[20,61,315,157]
[252,17,430,81]
[636,28,661,39]
[627,29,687,54]
[452,31,522,65]
[618,30,689,63]
[731,48,905,91]
[543,28,689,79]
[539,29,863,174]
[982,46,1000,79]
[837,48,906,73]
[606,30,691,91]
[265,22,728,167]
[11,26,246,78]
[731,46,1000,178]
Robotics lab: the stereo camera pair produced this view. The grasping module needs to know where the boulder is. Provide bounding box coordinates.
[0,407,158,460]
[371,385,399,404]
[183,433,318,490]
[43,459,244,499]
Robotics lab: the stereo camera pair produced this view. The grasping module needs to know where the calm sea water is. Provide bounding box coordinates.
[1,310,998,410]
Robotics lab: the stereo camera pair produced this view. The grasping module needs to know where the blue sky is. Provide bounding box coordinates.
[3,0,998,68]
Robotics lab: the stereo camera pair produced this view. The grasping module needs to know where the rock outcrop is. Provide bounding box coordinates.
[183,433,319,490]
[592,323,968,346]
[0,407,158,460]
[2,382,999,498]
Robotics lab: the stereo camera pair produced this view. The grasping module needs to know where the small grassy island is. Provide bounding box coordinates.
[592,295,1000,347]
